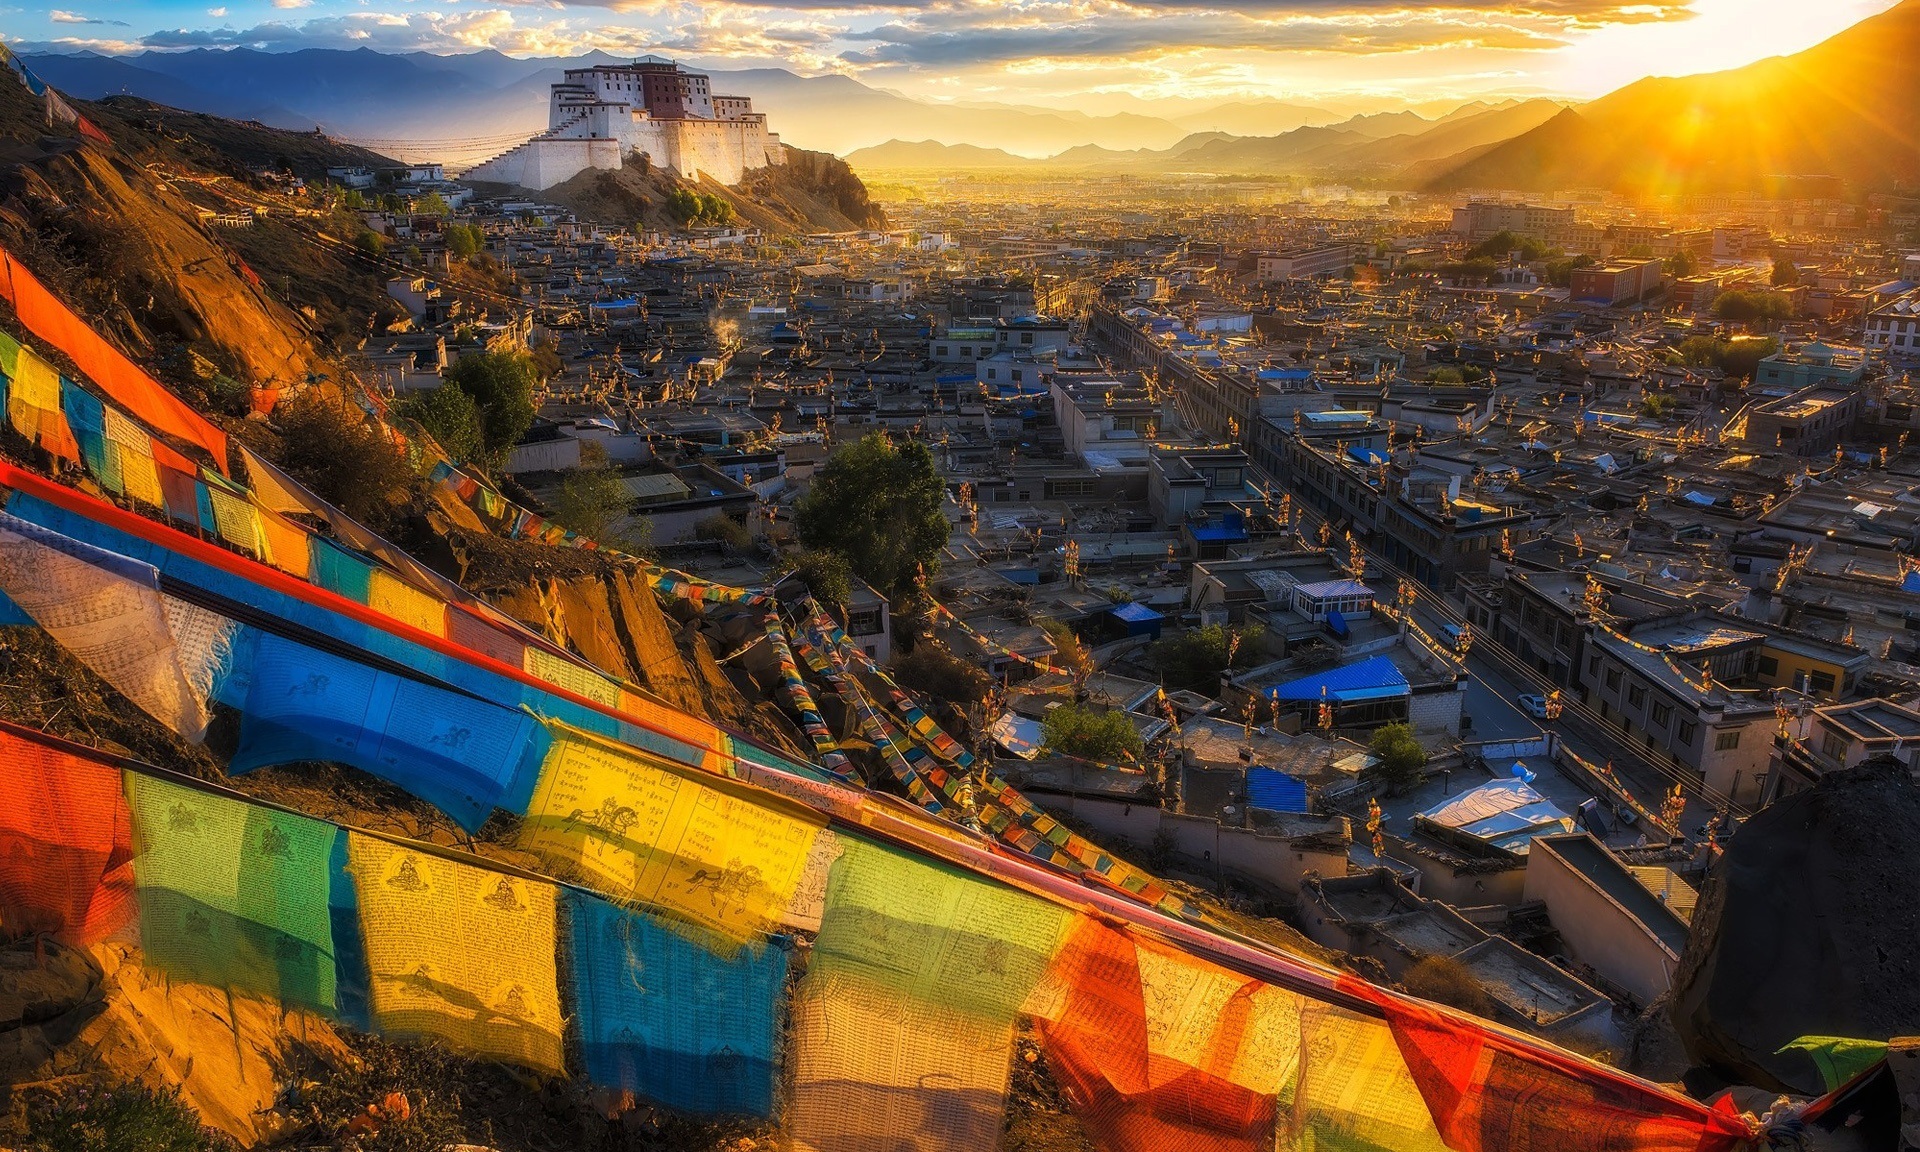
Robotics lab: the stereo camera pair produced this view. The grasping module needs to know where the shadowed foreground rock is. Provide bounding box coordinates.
[1672,757,1920,1094]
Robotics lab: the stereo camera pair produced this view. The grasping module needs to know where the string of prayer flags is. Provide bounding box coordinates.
[1372,982,1756,1152]
[568,892,788,1118]
[760,608,852,776]
[223,628,550,832]
[126,773,339,1012]
[368,567,446,637]
[0,510,226,739]
[0,329,80,462]
[344,833,565,1075]
[0,727,133,943]
[789,834,1070,1152]
[0,248,228,471]
[518,721,823,946]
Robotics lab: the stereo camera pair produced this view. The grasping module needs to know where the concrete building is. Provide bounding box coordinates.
[1449,202,1578,247]
[1753,342,1867,392]
[1523,834,1691,1008]
[1569,258,1664,306]
[465,57,784,191]
[1762,698,1920,804]
[1742,385,1863,456]
[1255,245,1355,283]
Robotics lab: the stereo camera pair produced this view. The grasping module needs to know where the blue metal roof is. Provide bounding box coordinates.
[1270,656,1409,703]
[1247,767,1308,814]
[1110,602,1164,624]
[1348,447,1389,466]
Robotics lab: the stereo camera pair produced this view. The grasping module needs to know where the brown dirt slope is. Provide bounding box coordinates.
[484,146,886,235]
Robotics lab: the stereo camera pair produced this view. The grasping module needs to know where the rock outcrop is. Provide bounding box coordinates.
[1671,757,1920,1093]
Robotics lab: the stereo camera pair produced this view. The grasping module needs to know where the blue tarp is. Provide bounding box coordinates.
[1327,608,1350,640]
[1270,656,1409,703]
[569,893,787,1118]
[1247,767,1308,814]
[1348,447,1389,466]
[1110,601,1164,639]
[1682,491,1716,507]
[1904,570,1920,595]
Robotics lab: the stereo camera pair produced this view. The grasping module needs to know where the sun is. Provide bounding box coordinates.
[1554,0,1901,96]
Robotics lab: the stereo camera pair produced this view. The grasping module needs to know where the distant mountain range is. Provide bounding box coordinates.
[844,99,1569,178]
[24,0,1920,195]
[1427,0,1920,193]
[18,46,1347,161]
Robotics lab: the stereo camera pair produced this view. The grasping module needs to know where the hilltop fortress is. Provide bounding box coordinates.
[465,57,784,191]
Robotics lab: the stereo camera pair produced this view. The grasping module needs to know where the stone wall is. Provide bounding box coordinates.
[466,119,784,191]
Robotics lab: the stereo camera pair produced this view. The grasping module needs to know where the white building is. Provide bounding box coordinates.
[465,57,784,192]
[1864,289,1920,358]
[1255,245,1355,283]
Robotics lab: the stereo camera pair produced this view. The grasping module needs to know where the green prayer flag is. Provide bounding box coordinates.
[127,773,339,1011]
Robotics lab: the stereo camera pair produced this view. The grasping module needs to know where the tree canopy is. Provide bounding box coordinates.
[795,433,949,598]
[1370,721,1427,794]
[1042,704,1144,764]
[395,380,484,464]
[1714,289,1794,325]
[665,189,736,227]
[1149,623,1263,693]
[443,349,540,466]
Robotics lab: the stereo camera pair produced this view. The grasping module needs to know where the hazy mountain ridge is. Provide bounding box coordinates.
[1428,0,1920,193]
[844,99,1568,179]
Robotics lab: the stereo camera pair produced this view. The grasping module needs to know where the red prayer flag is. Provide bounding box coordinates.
[1036,918,1276,1152]
[0,727,134,943]
[1364,976,1756,1152]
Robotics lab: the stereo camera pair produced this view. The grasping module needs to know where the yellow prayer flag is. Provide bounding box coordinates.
[518,721,823,944]
[789,970,1016,1152]
[206,485,264,557]
[7,344,59,446]
[524,644,622,708]
[102,409,164,508]
[345,833,565,1075]
[368,569,446,637]
[237,443,313,515]
[1281,1004,1452,1152]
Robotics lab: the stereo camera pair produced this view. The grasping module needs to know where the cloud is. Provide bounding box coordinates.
[49,9,130,25]
[207,5,227,14]
[272,0,313,9]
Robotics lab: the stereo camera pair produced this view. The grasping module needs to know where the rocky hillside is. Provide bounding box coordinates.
[496,146,887,234]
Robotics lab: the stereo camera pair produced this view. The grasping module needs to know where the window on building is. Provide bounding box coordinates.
[1650,701,1671,728]
[1810,669,1836,694]
[1822,730,1851,761]
[1628,685,1646,709]
[1605,667,1622,690]
[1677,720,1696,745]
[1715,730,1741,751]
[1757,655,1779,676]
[1588,654,1601,675]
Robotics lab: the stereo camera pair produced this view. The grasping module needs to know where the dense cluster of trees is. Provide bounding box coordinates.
[1713,290,1795,325]
[1669,334,1781,380]
[664,189,736,227]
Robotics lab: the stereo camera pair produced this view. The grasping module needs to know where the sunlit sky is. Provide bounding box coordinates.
[3,0,1902,112]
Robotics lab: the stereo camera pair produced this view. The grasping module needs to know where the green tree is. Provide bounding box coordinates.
[1149,623,1263,693]
[1465,230,1548,262]
[1671,334,1779,380]
[395,380,484,464]
[1640,391,1678,418]
[26,1081,232,1152]
[550,443,634,545]
[417,192,450,216]
[780,549,853,608]
[1042,703,1144,764]
[1040,618,1095,696]
[1666,250,1695,277]
[445,223,484,259]
[443,350,540,465]
[340,187,366,210]
[1714,290,1794,325]
[1369,721,1427,794]
[694,513,751,549]
[354,228,387,255]
[794,433,949,598]
[1771,256,1800,287]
